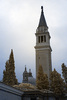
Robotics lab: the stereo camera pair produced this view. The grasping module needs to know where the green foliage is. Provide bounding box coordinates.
[13,83,36,90]
[3,49,18,86]
[61,63,67,83]
[61,63,67,92]
[43,74,49,89]
[36,65,49,90]
[62,63,66,77]
[3,61,9,85]
[50,68,65,95]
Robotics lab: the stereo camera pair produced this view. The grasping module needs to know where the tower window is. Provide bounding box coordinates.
[38,36,40,43]
[44,35,46,42]
[41,36,43,42]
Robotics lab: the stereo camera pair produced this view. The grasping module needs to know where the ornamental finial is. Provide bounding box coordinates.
[41,6,43,12]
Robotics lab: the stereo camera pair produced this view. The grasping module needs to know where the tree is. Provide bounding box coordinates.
[36,65,49,90]
[43,74,49,89]
[61,63,67,93]
[50,68,65,95]
[3,60,9,85]
[61,63,67,83]
[3,49,18,86]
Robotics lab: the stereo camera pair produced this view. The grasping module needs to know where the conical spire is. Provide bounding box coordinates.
[25,65,27,71]
[38,6,48,28]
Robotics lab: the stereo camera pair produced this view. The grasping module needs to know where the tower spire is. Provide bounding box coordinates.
[25,65,27,71]
[35,6,52,80]
[38,6,48,28]
[41,6,43,13]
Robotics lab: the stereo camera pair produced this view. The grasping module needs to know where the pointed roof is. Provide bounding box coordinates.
[38,6,48,28]
[25,65,27,72]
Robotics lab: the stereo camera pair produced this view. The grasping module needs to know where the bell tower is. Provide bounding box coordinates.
[35,6,52,79]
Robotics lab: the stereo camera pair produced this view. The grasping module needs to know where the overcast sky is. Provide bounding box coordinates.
[0,0,67,82]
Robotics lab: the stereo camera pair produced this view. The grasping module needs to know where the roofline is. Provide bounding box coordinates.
[0,82,23,96]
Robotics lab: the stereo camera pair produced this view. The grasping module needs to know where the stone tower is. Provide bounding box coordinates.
[34,6,52,79]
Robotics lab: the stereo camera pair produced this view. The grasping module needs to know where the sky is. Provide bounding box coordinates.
[0,0,67,82]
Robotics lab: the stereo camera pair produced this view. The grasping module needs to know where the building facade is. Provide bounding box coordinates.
[0,82,23,100]
[0,82,67,100]
[35,6,52,79]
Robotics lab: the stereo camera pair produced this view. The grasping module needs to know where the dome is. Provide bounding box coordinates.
[28,77,36,85]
